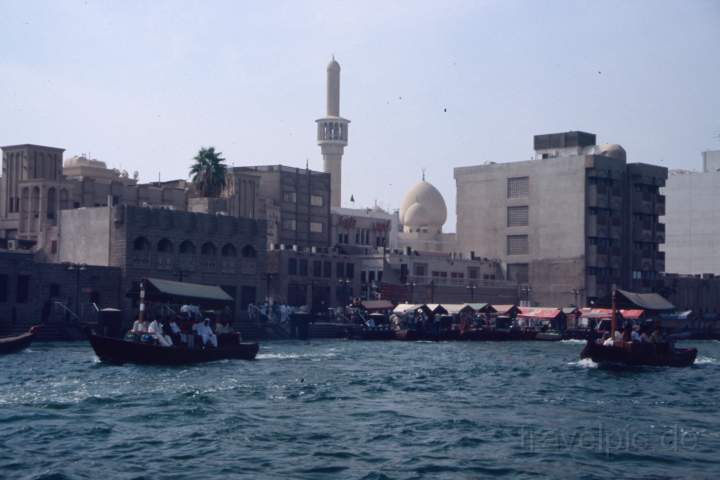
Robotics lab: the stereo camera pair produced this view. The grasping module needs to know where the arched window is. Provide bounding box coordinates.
[201,242,217,256]
[179,240,196,254]
[133,236,151,251]
[241,245,257,258]
[47,187,57,219]
[221,243,237,257]
[157,238,174,253]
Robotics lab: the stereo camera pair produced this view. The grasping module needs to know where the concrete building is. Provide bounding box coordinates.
[57,204,267,325]
[233,165,331,249]
[455,131,667,307]
[0,249,122,339]
[331,206,399,252]
[661,150,720,275]
[0,145,187,259]
[316,57,349,208]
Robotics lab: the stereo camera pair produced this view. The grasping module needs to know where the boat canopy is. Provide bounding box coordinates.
[517,307,561,319]
[492,304,519,316]
[425,304,448,314]
[128,278,234,308]
[359,300,394,312]
[442,304,475,315]
[393,303,426,314]
[616,289,674,311]
[580,308,645,320]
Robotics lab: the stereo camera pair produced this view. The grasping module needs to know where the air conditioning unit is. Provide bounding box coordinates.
[292,245,298,252]
[7,239,17,250]
[279,244,286,250]
[311,246,317,253]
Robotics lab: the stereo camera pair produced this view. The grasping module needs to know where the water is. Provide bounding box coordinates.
[2,340,720,479]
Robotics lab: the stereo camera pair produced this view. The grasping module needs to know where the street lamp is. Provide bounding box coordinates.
[466,283,477,302]
[65,262,87,321]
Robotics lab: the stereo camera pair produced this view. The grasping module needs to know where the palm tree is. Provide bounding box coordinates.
[189,147,227,197]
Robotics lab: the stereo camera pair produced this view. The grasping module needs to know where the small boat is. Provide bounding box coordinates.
[88,332,259,365]
[0,326,40,355]
[534,330,563,341]
[580,340,697,368]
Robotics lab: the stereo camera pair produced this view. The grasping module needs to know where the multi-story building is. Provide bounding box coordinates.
[661,150,720,275]
[57,205,267,325]
[233,165,332,249]
[0,145,187,258]
[455,131,667,307]
[331,206,399,252]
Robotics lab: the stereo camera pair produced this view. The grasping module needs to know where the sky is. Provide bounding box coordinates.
[1,0,719,231]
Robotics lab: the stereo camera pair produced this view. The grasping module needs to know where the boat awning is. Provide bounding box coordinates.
[616,289,674,311]
[426,304,448,314]
[128,278,234,307]
[620,309,645,320]
[518,307,562,320]
[467,303,496,313]
[443,304,475,315]
[393,303,425,314]
[360,300,394,312]
[492,304,518,316]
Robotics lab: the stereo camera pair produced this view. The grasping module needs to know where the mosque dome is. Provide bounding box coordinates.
[399,180,447,230]
[595,144,626,161]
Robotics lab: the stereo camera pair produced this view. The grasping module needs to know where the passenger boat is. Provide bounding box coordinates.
[578,287,697,368]
[88,332,259,365]
[580,340,697,368]
[0,326,40,355]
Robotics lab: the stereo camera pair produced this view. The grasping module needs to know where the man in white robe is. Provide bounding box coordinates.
[193,318,218,348]
[148,317,173,347]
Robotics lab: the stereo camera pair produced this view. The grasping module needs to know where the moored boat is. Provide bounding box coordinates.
[88,332,259,365]
[580,340,697,368]
[0,326,40,355]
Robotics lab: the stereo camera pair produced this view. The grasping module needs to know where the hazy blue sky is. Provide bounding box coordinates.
[1,0,718,230]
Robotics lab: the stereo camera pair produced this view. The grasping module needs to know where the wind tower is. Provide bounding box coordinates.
[316,56,349,208]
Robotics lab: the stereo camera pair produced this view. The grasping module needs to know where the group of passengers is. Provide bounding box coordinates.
[126,311,238,349]
[597,320,666,347]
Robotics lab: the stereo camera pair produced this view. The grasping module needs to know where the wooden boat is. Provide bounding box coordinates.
[88,332,259,365]
[0,326,40,355]
[580,340,697,368]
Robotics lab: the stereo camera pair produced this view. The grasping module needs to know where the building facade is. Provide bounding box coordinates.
[0,249,122,339]
[455,131,667,307]
[234,165,332,249]
[57,205,267,324]
[661,150,720,275]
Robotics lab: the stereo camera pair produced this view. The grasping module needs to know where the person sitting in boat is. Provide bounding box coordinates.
[631,325,642,343]
[613,327,623,344]
[148,316,173,347]
[131,316,149,334]
[602,332,614,346]
[650,323,665,343]
[640,328,651,343]
[193,318,218,348]
[168,316,183,344]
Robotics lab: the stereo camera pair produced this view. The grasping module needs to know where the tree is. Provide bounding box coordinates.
[189,147,227,197]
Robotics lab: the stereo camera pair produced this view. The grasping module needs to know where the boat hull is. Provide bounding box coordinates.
[580,341,697,368]
[88,334,259,365]
[0,330,37,355]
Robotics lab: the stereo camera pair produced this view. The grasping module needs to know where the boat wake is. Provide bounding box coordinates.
[567,358,598,369]
[257,352,337,360]
[560,339,586,345]
[695,356,718,365]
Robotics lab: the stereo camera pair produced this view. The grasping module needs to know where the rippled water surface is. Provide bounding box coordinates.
[2,340,720,479]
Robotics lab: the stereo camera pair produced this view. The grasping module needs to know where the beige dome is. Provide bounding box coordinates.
[399,180,447,230]
[596,144,626,161]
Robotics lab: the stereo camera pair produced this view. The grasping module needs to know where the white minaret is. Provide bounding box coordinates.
[316,56,349,208]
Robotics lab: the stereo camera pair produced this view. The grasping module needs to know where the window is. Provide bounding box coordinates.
[310,222,324,233]
[133,236,151,251]
[50,283,61,298]
[158,238,173,253]
[414,264,427,276]
[283,191,297,203]
[288,258,298,275]
[368,271,376,283]
[179,240,196,254]
[346,263,355,279]
[507,235,529,255]
[222,244,238,257]
[336,262,345,278]
[507,206,529,227]
[241,245,257,258]
[201,242,217,256]
[468,267,479,279]
[323,261,331,278]
[16,274,30,303]
[361,271,367,283]
[310,195,324,207]
[313,260,322,277]
[507,264,529,283]
[507,177,529,198]
[0,274,7,302]
[283,219,297,231]
[299,259,308,276]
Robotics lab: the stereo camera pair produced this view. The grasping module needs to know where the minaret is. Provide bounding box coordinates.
[316,56,350,208]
